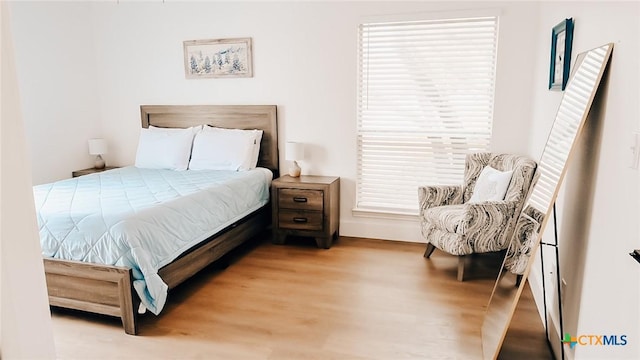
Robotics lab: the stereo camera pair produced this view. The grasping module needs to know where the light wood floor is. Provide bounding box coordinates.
[50,235,552,359]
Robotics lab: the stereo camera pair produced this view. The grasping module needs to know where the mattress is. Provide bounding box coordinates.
[34,166,271,314]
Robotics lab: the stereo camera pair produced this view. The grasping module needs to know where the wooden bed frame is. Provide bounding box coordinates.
[44,105,278,335]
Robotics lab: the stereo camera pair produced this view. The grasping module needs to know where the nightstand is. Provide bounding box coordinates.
[271,175,340,249]
[72,166,119,178]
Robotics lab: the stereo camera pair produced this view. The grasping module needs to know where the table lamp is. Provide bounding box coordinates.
[285,142,304,177]
[88,138,108,169]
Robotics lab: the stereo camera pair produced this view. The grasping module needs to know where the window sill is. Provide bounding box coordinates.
[351,208,419,221]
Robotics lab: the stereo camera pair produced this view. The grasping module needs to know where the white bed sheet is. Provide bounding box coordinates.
[34,166,271,314]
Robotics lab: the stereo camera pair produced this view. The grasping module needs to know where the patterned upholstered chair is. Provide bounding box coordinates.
[418,153,537,281]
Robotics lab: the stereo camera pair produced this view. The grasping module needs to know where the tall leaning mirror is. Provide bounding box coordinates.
[481,43,614,359]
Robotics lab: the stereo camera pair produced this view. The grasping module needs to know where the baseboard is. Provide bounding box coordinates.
[340,218,424,243]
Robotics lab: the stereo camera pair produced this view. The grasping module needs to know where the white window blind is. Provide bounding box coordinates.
[356,15,499,215]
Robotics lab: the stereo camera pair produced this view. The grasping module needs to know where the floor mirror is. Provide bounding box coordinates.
[481,43,614,360]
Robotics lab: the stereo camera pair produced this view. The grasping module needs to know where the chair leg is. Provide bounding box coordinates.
[515,274,523,287]
[424,243,436,258]
[457,256,466,281]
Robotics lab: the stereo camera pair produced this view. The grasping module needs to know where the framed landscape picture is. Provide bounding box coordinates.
[184,37,253,79]
[548,18,574,91]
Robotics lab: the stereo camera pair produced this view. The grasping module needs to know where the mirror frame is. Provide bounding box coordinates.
[481,43,614,360]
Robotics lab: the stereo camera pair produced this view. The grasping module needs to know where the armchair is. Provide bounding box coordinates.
[419,153,537,281]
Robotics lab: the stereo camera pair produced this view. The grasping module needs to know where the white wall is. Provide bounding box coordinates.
[1,2,56,358]
[10,1,101,185]
[525,2,640,359]
[76,1,537,242]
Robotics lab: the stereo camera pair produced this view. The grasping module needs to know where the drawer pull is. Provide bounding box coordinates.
[293,197,308,203]
[293,217,308,223]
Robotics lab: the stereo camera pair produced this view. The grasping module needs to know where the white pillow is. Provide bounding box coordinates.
[189,127,263,171]
[249,130,263,169]
[134,127,197,171]
[468,166,513,203]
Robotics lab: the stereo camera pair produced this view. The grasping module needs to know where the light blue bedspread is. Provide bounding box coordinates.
[34,166,270,314]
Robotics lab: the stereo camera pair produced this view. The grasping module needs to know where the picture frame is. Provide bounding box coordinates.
[548,18,574,91]
[183,37,253,79]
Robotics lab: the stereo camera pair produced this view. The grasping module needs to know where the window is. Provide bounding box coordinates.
[356,15,499,215]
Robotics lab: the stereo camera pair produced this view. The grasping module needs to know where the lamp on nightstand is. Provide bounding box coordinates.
[285,142,305,177]
[88,138,108,169]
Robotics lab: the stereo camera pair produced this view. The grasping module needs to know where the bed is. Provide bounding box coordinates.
[39,105,278,335]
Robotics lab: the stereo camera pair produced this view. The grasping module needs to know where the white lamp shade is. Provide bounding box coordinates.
[285,142,304,161]
[88,139,108,155]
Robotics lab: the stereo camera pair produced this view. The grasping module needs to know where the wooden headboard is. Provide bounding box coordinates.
[140,105,279,175]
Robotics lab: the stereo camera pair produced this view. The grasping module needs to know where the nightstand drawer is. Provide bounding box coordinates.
[278,189,323,211]
[278,210,323,231]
